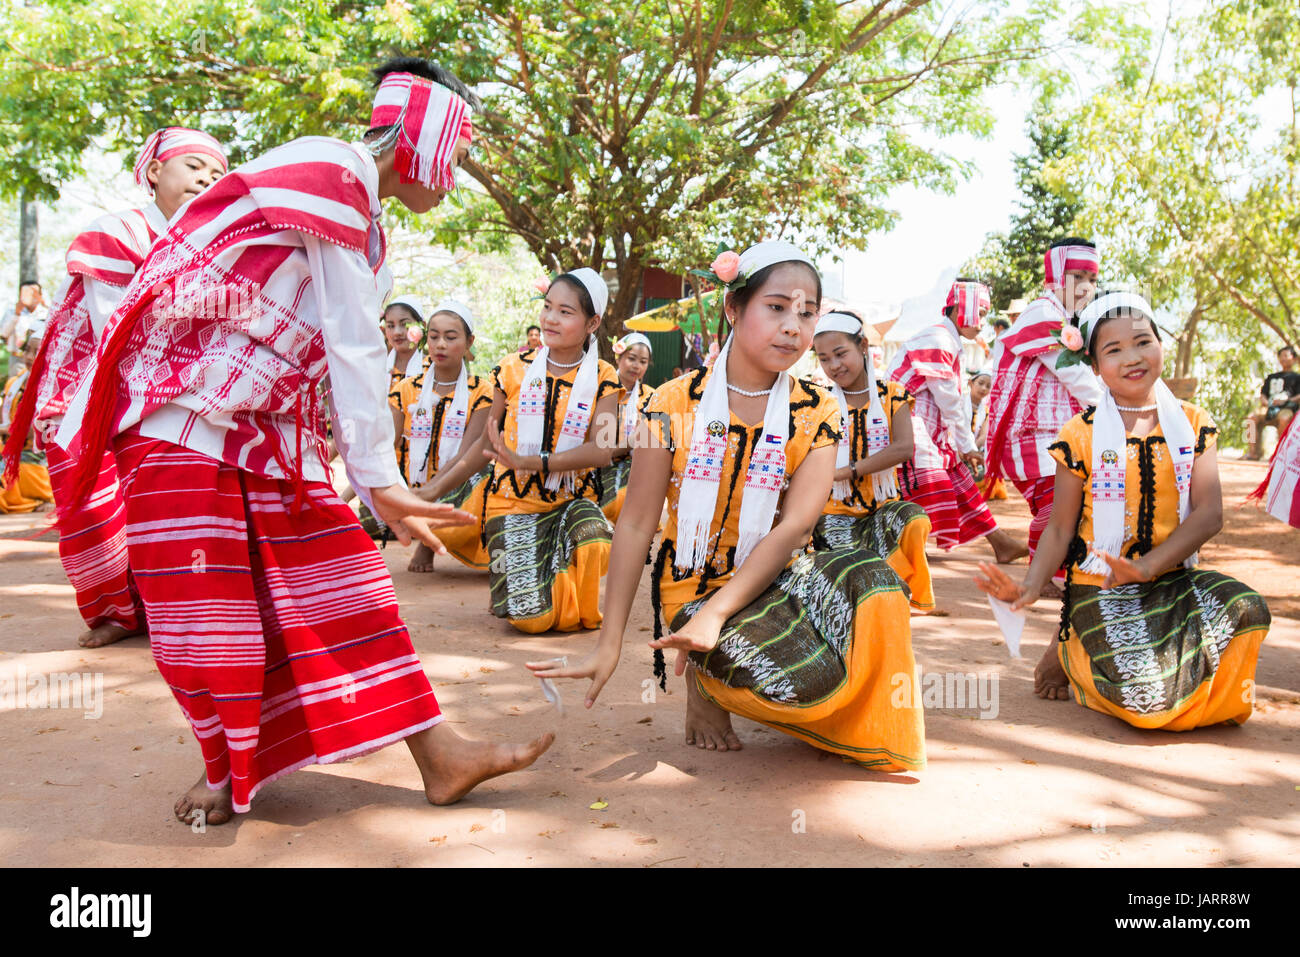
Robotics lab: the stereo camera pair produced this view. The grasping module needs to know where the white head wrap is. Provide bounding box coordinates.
[563,268,609,318]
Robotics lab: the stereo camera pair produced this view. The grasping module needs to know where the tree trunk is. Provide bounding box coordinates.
[18,196,38,287]
[1175,304,1201,379]
[601,259,644,361]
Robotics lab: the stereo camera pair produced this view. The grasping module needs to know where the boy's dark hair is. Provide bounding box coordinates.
[1049,237,1095,250]
[526,324,541,334]
[371,57,481,110]
[727,261,822,314]
[20,279,39,289]
[551,274,598,319]
[1278,345,1296,359]
[990,316,1011,329]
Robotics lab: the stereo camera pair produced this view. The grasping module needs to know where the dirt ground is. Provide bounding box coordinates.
[1,457,1297,867]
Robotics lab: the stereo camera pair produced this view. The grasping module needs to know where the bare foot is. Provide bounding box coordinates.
[407,720,554,806]
[684,672,742,751]
[1034,642,1072,701]
[987,529,1029,564]
[78,622,144,648]
[174,770,234,826]
[407,542,434,573]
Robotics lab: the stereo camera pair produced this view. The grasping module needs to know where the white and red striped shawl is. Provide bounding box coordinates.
[887,318,969,468]
[985,292,1091,481]
[36,208,162,424]
[889,318,963,396]
[1,207,163,484]
[59,136,387,506]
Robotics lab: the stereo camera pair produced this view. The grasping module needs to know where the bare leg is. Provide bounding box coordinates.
[683,672,742,752]
[1034,641,1072,701]
[174,770,234,826]
[406,720,554,806]
[985,528,1029,564]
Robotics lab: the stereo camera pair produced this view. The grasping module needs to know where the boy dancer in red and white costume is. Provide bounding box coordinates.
[887,278,1026,560]
[985,239,1102,582]
[3,128,228,649]
[1253,419,1300,531]
[58,58,552,825]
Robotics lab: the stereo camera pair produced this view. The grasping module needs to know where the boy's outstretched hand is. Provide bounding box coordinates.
[369,483,474,550]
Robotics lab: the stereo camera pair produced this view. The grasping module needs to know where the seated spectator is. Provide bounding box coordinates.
[1247,345,1300,460]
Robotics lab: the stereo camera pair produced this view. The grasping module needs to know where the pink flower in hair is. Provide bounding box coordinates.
[534,278,551,295]
[710,251,741,284]
[704,341,721,367]
[612,340,627,356]
[406,325,424,344]
[1059,324,1084,352]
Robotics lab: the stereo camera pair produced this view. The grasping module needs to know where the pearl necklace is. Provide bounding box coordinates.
[1115,403,1158,412]
[728,383,773,398]
[843,385,872,395]
[547,354,584,369]
[433,378,460,387]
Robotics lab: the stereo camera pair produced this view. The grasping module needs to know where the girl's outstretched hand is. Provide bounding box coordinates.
[974,561,1039,611]
[648,610,723,677]
[525,644,620,710]
[1092,549,1152,589]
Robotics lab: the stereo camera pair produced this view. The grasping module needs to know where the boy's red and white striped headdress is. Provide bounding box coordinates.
[1044,243,1099,288]
[132,128,228,193]
[370,72,473,192]
[944,280,991,329]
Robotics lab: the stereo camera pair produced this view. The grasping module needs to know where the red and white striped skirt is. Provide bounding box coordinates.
[899,458,997,549]
[45,441,144,632]
[113,430,442,814]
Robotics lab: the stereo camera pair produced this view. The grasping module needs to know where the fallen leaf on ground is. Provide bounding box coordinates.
[429,835,447,844]
[590,800,608,811]
[469,823,484,833]
[635,837,657,845]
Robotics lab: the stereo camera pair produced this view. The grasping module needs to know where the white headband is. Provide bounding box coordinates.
[618,332,652,353]
[564,267,609,318]
[814,311,864,337]
[735,240,816,286]
[431,298,475,333]
[1078,291,1155,353]
[386,295,427,324]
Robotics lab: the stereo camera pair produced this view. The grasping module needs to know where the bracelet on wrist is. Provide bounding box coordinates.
[539,450,550,476]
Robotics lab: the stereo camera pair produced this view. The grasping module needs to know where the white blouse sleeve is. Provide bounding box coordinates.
[83,277,131,342]
[302,235,402,506]
[929,373,977,455]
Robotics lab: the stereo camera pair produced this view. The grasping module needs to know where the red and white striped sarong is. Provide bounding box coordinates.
[896,388,998,548]
[1011,475,1055,556]
[45,442,143,633]
[114,430,442,813]
[899,460,997,550]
